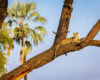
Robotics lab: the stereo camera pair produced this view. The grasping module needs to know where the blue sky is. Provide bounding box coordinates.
[7,0,100,80]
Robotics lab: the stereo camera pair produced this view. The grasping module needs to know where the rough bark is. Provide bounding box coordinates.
[53,0,73,45]
[80,20,100,47]
[0,0,100,80]
[0,19,100,80]
[89,40,100,46]
[0,0,8,29]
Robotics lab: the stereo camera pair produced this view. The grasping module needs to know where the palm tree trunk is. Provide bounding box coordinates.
[24,55,27,80]
[22,37,27,80]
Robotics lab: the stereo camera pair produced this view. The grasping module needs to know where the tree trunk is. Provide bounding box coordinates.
[22,37,27,80]
[0,0,8,29]
[24,57,27,80]
[0,0,100,80]
[53,0,73,45]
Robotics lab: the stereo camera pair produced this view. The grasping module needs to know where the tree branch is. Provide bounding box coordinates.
[89,40,100,46]
[80,19,100,47]
[0,0,100,80]
[53,0,73,45]
[0,0,8,29]
[0,19,100,80]
[0,39,100,80]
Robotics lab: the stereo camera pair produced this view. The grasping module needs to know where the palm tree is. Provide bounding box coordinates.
[0,22,13,76]
[0,22,13,56]
[7,2,46,80]
[0,52,7,77]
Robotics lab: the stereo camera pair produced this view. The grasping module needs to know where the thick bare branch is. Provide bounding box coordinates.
[53,0,73,45]
[80,19,100,47]
[0,0,8,29]
[0,0,100,80]
[1,38,100,80]
[0,19,100,80]
[89,40,100,46]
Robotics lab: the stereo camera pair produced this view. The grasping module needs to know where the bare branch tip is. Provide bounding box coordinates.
[52,31,57,35]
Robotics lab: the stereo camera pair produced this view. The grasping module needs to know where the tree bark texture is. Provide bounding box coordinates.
[53,0,73,45]
[0,20,100,80]
[0,0,100,80]
[0,0,8,29]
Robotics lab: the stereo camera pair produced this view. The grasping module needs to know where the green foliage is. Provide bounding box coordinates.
[31,30,39,45]
[34,16,46,23]
[28,11,39,19]
[0,22,13,76]
[7,2,46,46]
[25,41,32,56]
[0,52,7,76]
[31,27,46,45]
[7,2,46,24]
[35,26,46,35]
[7,2,36,19]
[0,28,13,50]
[7,2,46,64]
[14,26,30,39]
[2,22,8,29]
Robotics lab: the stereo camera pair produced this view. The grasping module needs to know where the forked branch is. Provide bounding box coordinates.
[0,20,100,80]
[0,0,100,80]
[80,19,100,47]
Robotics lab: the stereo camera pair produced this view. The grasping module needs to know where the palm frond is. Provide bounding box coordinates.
[0,52,7,76]
[25,41,32,48]
[25,41,32,55]
[13,27,21,44]
[3,42,9,49]
[14,27,22,39]
[0,29,13,50]
[33,16,46,23]
[8,2,36,19]
[7,19,18,26]
[2,22,8,29]
[38,34,43,41]
[31,30,39,45]
[35,26,46,35]
[26,3,36,14]
[22,27,31,37]
[28,11,38,19]
[7,19,13,26]
[24,23,29,27]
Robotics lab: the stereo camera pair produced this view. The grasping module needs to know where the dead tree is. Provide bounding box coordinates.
[0,0,100,80]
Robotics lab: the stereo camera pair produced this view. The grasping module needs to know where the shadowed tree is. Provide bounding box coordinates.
[0,22,14,56]
[0,22,13,76]
[0,0,13,78]
[7,2,46,80]
[0,52,7,77]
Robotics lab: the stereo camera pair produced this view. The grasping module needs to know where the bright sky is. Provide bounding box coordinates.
[7,0,100,80]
